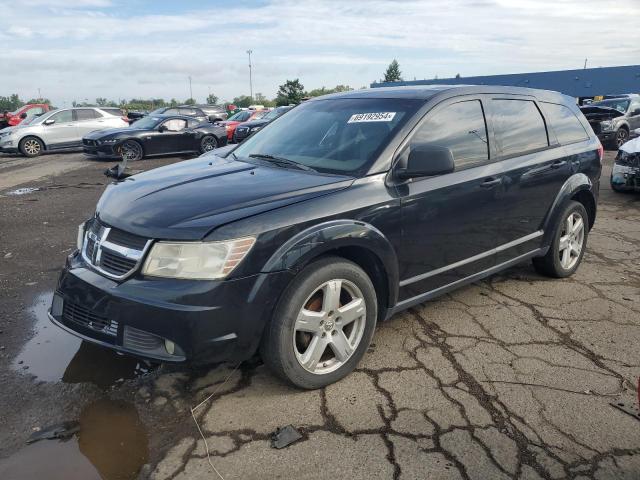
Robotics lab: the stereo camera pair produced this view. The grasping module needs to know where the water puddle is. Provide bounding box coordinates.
[14,292,154,388]
[0,398,149,480]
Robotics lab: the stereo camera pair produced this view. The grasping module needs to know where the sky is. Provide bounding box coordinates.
[1,0,639,106]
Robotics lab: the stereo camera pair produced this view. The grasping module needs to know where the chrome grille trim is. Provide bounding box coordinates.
[81,219,152,281]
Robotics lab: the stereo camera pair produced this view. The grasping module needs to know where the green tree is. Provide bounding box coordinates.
[276,79,305,106]
[206,93,219,105]
[383,59,402,82]
[0,94,23,111]
[96,97,108,106]
[183,98,196,105]
[306,84,354,97]
[455,73,461,79]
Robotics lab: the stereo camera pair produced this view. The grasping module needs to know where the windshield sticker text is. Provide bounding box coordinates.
[347,112,396,123]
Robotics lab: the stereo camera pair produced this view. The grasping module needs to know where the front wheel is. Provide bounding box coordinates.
[615,128,629,149]
[200,135,218,154]
[533,200,588,278]
[19,137,44,157]
[120,140,143,162]
[260,256,377,389]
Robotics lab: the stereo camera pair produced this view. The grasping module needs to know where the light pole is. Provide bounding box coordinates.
[188,76,193,102]
[246,49,253,100]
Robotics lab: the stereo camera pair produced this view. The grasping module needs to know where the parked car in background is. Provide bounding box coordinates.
[0,107,128,157]
[233,105,293,142]
[218,109,268,142]
[580,94,640,149]
[146,106,209,123]
[51,85,601,389]
[196,105,228,122]
[82,114,227,161]
[0,104,52,129]
[611,128,640,192]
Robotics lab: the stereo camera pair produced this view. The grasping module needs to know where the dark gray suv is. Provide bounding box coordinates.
[581,95,640,149]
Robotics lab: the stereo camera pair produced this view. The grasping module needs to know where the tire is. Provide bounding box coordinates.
[532,200,588,278]
[120,140,143,162]
[19,136,44,157]
[615,128,629,149]
[260,256,377,389]
[200,135,218,154]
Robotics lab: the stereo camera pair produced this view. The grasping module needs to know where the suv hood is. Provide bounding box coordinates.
[621,135,640,154]
[96,154,353,240]
[580,106,625,121]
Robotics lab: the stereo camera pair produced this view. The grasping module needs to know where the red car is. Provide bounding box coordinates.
[0,104,51,128]
[219,109,268,142]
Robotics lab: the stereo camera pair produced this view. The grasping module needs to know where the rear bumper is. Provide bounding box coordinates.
[50,251,293,364]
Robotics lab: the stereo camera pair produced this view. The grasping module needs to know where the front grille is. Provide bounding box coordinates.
[617,152,640,168]
[63,300,118,337]
[101,250,137,276]
[82,219,150,279]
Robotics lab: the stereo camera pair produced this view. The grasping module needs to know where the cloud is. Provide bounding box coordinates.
[0,0,638,104]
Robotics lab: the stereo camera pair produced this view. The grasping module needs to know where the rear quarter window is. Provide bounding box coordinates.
[491,99,549,157]
[540,102,589,144]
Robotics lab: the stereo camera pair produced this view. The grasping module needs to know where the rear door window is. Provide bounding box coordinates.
[75,109,100,121]
[491,99,548,156]
[540,102,589,144]
[411,99,489,170]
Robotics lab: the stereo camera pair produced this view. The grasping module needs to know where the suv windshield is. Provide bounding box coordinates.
[591,98,630,113]
[232,98,422,176]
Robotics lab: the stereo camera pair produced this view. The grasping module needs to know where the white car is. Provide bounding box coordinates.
[0,107,128,157]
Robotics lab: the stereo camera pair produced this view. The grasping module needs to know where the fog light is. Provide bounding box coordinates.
[165,339,175,355]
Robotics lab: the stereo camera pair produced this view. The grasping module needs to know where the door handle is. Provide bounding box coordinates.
[480,177,502,188]
[550,160,567,169]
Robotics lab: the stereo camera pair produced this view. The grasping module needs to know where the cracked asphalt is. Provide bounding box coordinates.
[1,150,639,480]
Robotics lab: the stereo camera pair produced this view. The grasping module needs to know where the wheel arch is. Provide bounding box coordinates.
[19,134,47,151]
[120,138,145,157]
[541,173,596,247]
[261,220,399,321]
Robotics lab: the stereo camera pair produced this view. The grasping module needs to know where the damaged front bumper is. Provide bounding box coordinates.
[611,163,640,191]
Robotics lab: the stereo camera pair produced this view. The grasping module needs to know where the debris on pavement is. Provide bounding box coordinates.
[6,187,40,196]
[26,421,80,444]
[270,425,303,449]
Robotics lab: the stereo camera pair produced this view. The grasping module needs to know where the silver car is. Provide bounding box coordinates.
[0,107,128,157]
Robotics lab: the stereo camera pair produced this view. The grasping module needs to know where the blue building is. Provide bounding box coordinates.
[371,65,640,101]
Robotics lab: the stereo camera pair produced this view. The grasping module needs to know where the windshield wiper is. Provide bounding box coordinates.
[249,153,316,172]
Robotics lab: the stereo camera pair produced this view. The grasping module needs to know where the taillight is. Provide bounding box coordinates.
[597,143,604,164]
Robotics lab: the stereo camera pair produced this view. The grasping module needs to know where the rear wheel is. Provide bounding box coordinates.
[120,140,143,162]
[19,137,44,157]
[260,256,377,389]
[533,201,588,278]
[200,135,218,154]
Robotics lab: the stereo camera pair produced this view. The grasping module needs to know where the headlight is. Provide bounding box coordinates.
[142,237,256,280]
[250,126,262,132]
[100,138,118,144]
[77,222,86,250]
[600,120,614,132]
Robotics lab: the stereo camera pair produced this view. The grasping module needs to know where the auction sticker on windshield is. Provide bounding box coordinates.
[347,112,396,123]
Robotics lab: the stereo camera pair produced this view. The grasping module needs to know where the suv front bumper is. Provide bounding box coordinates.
[50,251,293,364]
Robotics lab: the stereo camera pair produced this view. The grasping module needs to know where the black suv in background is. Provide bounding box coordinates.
[233,105,293,142]
[50,86,601,389]
[580,95,640,149]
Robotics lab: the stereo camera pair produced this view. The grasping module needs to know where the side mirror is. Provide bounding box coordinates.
[158,125,168,132]
[396,144,455,179]
[20,113,28,119]
[43,119,56,126]
[632,108,640,116]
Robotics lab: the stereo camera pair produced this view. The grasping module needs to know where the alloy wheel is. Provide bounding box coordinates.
[558,212,585,270]
[121,141,142,161]
[616,129,629,148]
[201,136,217,152]
[293,279,367,375]
[24,139,41,155]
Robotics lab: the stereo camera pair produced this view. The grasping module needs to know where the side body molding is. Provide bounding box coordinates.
[261,220,400,309]
[541,172,595,247]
